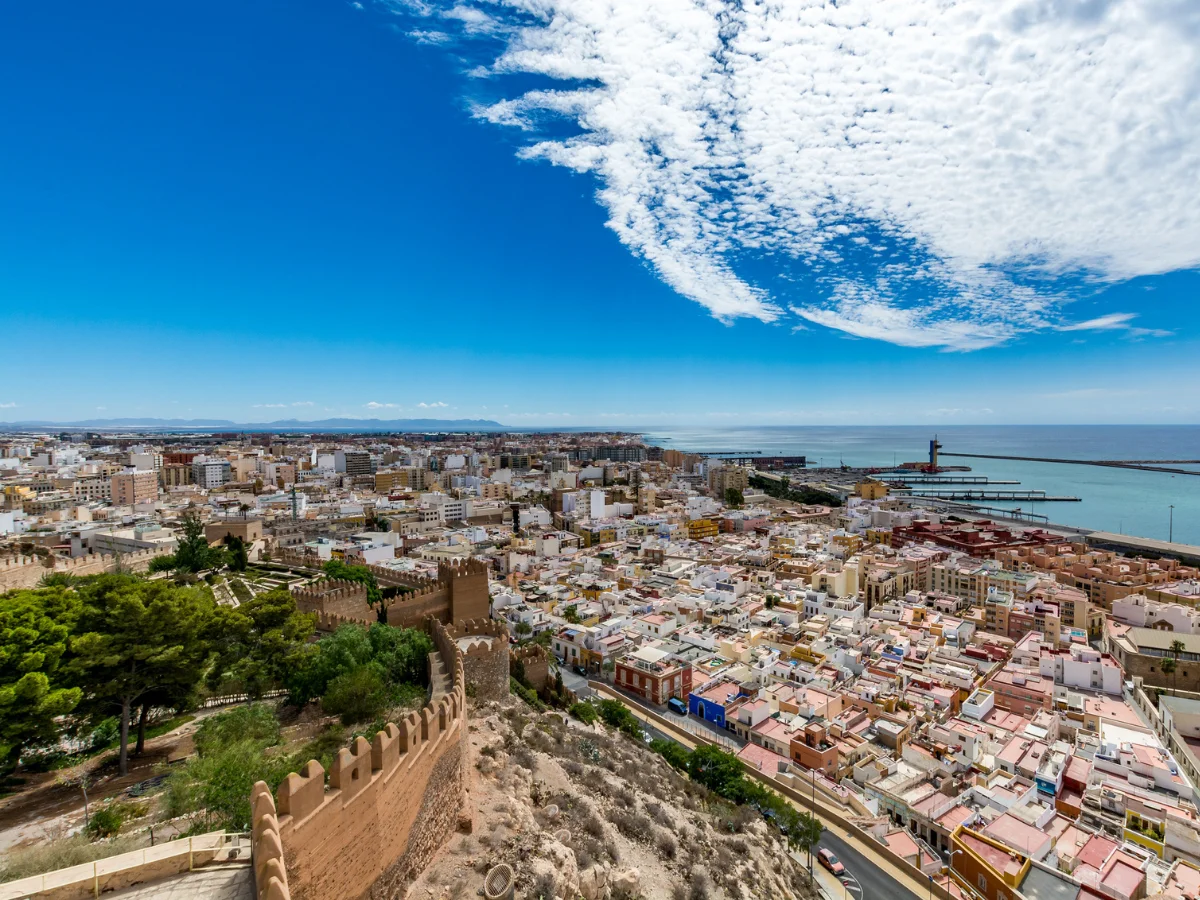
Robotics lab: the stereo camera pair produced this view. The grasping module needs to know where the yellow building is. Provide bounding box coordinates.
[374,467,428,492]
[687,518,719,540]
[855,479,889,500]
[865,527,892,545]
[1124,805,1166,857]
[2,484,36,508]
[832,533,864,555]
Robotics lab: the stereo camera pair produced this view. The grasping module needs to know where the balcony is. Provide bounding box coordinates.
[1126,816,1165,844]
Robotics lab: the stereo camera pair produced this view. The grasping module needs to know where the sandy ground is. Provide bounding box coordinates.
[0,713,212,854]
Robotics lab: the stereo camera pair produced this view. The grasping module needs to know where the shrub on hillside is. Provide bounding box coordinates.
[569,701,598,725]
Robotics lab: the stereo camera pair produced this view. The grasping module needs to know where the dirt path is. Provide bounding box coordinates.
[0,713,214,854]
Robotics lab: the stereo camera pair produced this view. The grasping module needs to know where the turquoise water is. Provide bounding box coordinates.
[638,426,1200,546]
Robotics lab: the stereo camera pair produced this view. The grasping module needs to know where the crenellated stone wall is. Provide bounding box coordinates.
[512,642,552,692]
[0,547,171,592]
[250,617,470,900]
[282,554,490,629]
[445,617,510,702]
[292,579,374,628]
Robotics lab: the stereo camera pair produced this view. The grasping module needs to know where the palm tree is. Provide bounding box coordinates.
[1161,658,1177,695]
[1170,638,1187,695]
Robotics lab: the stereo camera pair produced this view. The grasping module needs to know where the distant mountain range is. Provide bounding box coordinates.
[0,416,507,431]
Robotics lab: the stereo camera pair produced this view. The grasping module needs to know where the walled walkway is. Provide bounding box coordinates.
[107,864,253,900]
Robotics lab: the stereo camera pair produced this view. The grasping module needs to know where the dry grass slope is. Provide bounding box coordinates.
[407,696,817,900]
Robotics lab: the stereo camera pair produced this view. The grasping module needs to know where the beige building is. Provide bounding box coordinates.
[480,482,511,500]
[71,477,112,502]
[160,463,193,488]
[266,463,296,487]
[111,470,158,506]
[375,467,429,492]
[708,464,749,498]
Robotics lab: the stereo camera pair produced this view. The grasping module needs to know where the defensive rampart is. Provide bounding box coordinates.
[512,642,551,692]
[250,618,469,900]
[444,618,510,702]
[292,579,374,627]
[282,554,490,629]
[0,548,170,592]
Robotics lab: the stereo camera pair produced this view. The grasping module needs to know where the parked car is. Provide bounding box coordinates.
[818,849,845,876]
[667,697,687,715]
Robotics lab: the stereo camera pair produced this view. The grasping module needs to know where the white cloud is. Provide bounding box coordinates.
[292,401,315,407]
[365,401,401,410]
[253,403,288,409]
[96,406,107,411]
[402,0,1199,349]
[417,401,449,408]
[1057,312,1172,337]
[1057,313,1138,332]
[409,29,451,44]
[0,402,16,409]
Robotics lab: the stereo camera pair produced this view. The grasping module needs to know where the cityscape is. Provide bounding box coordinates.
[1,428,1200,900]
[3,1,1200,900]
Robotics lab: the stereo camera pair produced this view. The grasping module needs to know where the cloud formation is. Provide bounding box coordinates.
[417,401,448,408]
[396,0,1197,349]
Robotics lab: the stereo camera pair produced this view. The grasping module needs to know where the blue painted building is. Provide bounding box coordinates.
[688,679,743,729]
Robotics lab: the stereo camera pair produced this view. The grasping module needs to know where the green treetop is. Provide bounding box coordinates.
[0,586,84,772]
[69,575,217,776]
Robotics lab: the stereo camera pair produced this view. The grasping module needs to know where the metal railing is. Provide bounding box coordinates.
[0,832,250,900]
[202,689,287,709]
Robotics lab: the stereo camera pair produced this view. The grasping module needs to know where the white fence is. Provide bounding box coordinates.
[0,832,250,900]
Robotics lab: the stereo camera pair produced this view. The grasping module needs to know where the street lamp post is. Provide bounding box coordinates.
[944,848,967,898]
[1169,505,1175,544]
[810,768,817,874]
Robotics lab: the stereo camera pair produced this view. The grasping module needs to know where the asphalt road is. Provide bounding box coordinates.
[818,828,924,900]
[595,688,930,900]
[559,667,593,699]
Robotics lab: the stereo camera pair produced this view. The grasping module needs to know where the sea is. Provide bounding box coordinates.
[637,426,1200,547]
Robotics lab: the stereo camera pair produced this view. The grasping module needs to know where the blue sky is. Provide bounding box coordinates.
[1,0,1197,426]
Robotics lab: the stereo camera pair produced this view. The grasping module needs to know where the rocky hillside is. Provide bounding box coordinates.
[408,696,816,900]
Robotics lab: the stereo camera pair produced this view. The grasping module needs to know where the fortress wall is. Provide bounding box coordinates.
[0,548,170,592]
[250,618,469,900]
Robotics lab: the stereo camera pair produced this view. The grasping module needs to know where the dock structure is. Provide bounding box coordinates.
[940,451,1200,476]
[722,455,807,468]
[896,489,1080,502]
[882,476,1019,486]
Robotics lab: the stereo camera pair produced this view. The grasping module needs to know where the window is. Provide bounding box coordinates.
[977,876,988,893]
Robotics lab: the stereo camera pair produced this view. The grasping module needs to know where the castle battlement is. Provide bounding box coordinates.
[250,617,469,900]
[283,554,489,629]
[0,547,171,591]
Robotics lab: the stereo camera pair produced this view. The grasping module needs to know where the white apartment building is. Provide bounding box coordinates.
[801,589,865,623]
[192,458,232,488]
[1039,645,1123,695]
[1112,593,1200,635]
